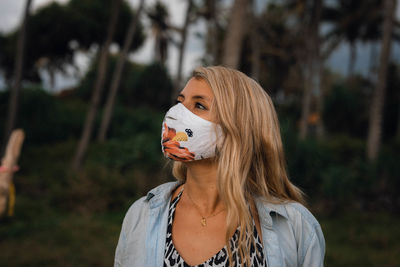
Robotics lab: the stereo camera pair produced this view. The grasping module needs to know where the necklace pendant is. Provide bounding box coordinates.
[201,218,207,226]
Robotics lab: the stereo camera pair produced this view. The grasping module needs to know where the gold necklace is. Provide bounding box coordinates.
[184,187,225,227]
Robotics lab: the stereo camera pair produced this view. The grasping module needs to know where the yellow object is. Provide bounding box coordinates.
[172,132,188,142]
[7,182,15,217]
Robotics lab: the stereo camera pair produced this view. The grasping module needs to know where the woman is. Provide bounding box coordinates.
[114,66,325,267]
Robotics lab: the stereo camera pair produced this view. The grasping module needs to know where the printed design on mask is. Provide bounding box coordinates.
[172,132,188,142]
[162,123,195,161]
[185,128,193,137]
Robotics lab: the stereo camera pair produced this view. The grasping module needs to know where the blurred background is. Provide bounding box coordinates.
[0,0,399,266]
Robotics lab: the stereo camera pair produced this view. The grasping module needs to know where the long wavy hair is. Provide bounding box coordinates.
[172,66,304,264]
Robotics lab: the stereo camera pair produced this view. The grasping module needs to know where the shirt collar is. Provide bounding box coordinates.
[145,181,289,222]
[254,196,289,228]
[146,181,182,208]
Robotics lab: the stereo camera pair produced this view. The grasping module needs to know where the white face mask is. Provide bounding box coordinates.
[161,103,223,161]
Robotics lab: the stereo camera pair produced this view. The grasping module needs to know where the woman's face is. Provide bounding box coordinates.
[176,78,215,122]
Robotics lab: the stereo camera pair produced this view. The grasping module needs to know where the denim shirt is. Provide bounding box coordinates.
[114,181,325,267]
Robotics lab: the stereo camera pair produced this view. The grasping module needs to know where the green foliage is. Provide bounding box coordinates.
[77,59,173,111]
[320,165,359,201]
[0,0,146,83]
[10,119,169,216]
[377,138,400,210]
[287,137,330,197]
[26,3,76,69]
[323,0,384,43]
[243,3,299,95]
[75,55,139,102]
[67,0,145,50]
[280,116,398,211]
[147,1,170,64]
[323,78,371,138]
[383,63,400,139]
[129,63,174,110]
[89,106,165,170]
[0,88,86,144]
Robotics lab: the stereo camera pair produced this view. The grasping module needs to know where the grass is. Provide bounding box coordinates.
[320,211,400,267]
[0,204,125,267]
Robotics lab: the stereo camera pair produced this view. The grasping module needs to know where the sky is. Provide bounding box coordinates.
[0,0,399,91]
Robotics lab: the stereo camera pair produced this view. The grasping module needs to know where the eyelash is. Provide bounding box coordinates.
[195,102,206,110]
[175,100,207,110]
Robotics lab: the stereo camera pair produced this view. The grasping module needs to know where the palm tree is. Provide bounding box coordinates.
[250,2,261,81]
[222,0,251,68]
[323,0,381,77]
[367,0,396,161]
[174,0,195,99]
[147,1,170,65]
[97,0,145,142]
[3,0,32,151]
[71,0,121,171]
[297,0,323,140]
[198,0,220,65]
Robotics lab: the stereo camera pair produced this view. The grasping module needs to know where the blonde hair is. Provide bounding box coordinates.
[172,66,304,264]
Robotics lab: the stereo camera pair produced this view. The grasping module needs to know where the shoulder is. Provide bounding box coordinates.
[256,198,321,230]
[115,181,181,260]
[257,199,325,265]
[121,196,148,230]
[272,201,324,243]
[122,181,181,226]
[280,202,325,265]
[284,202,322,230]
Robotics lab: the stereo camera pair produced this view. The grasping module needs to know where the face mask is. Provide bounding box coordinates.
[161,103,223,161]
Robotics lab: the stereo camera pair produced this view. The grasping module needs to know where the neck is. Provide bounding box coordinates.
[183,159,224,214]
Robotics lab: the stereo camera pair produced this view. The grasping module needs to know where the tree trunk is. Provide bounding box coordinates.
[299,0,322,140]
[367,0,396,161]
[2,0,32,152]
[348,42,357,77]
[49,68,55,92]
[315,63,325,139]
[205,0,219,65]
[98,0,145,143]
[222,0,250,69]
[250,11,261,81]
[154,31,167,64]
[173,0,194,102]
[368,42,378,82]
[397,101,400,138]
[71,0,121,171]
[299,59,313,139]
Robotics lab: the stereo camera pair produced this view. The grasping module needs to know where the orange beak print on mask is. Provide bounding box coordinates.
[161,122,195,161]
[160,103,223,162]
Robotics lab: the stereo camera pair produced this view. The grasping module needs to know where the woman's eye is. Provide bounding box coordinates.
[195,102,206,110]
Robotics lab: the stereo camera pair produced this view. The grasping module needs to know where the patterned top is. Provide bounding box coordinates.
[163,189,267,267]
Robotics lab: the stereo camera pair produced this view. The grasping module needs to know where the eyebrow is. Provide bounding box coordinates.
[178,94,211,101]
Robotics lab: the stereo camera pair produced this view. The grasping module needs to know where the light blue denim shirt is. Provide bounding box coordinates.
[114,181,325,267]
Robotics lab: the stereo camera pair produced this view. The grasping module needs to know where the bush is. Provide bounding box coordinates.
[377,138,400,210]
[323,80,370,138]
[77,59,173,111]
[0,87,86,145]
[282,130,386,211]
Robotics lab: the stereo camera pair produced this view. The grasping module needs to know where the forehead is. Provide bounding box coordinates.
[180,78,214,100]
